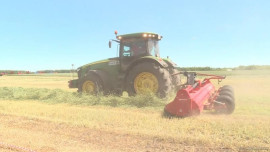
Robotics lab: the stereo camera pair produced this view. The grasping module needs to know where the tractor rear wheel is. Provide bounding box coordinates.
[126,62,172,98]
[78,74,103,95]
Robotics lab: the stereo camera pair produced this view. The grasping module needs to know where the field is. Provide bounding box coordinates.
[0,70,270,152]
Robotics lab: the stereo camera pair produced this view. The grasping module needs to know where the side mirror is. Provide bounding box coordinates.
[109,40,112,48]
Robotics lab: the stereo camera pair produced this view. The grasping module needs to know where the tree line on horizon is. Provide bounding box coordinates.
[0,70,71,75]
[1,65,270,75]
[178,65,270,71]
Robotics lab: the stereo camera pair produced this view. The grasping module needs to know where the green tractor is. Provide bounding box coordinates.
[69,32,181,97]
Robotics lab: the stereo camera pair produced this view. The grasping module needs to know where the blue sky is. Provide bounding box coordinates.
[0,0,269,71]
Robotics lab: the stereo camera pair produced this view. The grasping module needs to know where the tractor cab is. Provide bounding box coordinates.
[110,32,163,71]
[116,32,162,58]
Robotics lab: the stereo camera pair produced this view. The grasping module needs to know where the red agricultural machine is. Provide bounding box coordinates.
[164,72,235,117]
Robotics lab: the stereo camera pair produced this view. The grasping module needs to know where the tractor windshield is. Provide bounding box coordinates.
[120,38,160,57]
[148,39,160,57]
[121,39,147,57]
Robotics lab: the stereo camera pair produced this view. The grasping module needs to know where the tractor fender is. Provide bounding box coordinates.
[162,58,178,68]
[86,70,111,91]
[128,57,168,70]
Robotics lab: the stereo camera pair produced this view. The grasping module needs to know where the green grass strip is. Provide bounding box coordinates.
[0,87,168,108]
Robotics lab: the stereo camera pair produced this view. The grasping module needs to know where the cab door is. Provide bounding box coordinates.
[119,43,136,72]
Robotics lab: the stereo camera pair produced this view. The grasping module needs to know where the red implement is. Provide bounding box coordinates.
[164,72,234,117]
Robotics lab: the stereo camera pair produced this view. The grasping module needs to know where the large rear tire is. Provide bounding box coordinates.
[126,62,172,98]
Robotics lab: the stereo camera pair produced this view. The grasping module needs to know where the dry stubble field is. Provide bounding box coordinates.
[0,70,270,152]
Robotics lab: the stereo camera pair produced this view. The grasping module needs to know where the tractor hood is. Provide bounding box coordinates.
[79,59,110,69]
[77,58,117,78]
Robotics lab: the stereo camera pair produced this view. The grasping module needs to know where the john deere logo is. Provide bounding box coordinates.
[108,60,119,66]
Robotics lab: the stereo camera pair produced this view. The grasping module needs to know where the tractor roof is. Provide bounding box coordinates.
[116,32,162,40]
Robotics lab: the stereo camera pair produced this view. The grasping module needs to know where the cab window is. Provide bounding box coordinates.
[123,46,131,56]
[121,39,146,57]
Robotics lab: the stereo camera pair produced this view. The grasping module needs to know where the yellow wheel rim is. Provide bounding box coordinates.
[82,80,95,93]
[134,72,159,94]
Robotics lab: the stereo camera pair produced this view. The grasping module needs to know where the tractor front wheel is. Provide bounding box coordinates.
[126,63,172,98]
[78,74,103,95]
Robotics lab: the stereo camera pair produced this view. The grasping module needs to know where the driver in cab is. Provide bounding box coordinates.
[130,42,146,56]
